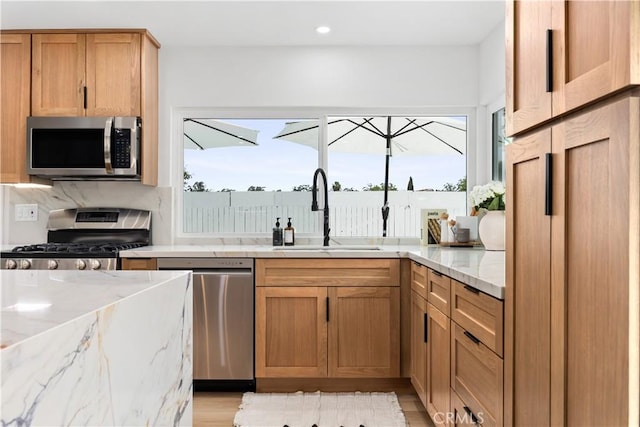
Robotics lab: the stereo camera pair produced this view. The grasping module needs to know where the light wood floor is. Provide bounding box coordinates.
[193,391,434,427]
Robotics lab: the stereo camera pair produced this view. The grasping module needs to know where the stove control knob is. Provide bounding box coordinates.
[89,259,101,270]
[48,260,59,270]
[76,259,87,270]
[5,259,17,269]
[19,259,31,270]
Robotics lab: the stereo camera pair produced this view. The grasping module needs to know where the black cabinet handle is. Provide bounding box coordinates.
[464,330,481,345]
[83,86,87,109]
[464,285,480,294]
[545,153,553,216]
[326,297,329,322]
[546,29,553,92]
[431,269,443,277]
[424,313,429,343]
[463,406,480,425]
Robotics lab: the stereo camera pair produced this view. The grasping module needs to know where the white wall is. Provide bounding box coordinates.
[3,39,505,244]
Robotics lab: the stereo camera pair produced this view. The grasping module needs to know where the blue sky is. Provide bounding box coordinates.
[183,118,466,191]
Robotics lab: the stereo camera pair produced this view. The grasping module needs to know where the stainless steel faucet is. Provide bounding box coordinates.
[312,168,330,246]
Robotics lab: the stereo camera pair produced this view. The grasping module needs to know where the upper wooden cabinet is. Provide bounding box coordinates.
[506,0,640,136]
[0,34,42,184]
[32,32,147,117]
[1,29,159,186]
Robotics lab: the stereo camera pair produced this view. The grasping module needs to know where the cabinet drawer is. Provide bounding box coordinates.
[427,268,450,315]
[120,257,157,270]
[451,280,503,356]
[410,261,428,299]
[255,258,400,287]
[450,389,484,427]
[451,323,503,427]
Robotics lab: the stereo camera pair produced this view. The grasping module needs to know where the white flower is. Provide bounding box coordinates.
[469,181,505,211]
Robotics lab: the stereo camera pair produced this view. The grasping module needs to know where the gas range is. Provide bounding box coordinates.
[1,208,150,271]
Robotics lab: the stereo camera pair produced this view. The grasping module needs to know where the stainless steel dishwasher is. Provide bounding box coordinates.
[157,258,254,391]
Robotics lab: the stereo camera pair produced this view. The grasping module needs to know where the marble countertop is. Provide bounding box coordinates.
[0,270,191,348]
[122,244,505,299]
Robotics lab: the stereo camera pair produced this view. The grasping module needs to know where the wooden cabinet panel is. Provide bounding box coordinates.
[120,257,157,270]
[410,261,428,299]
[86,33,141,116]
[0,33,46,184]
[328,286,400,378]
[256,286,328,377]
[506,0,640,136]
[425,303,450,423]
[410,291,428,408]
[554,95,636,427]
[451,280,503,357]
[450,389,481,426]
[32,33,85,116]
[505,127,552,426]
[427,268,450,315]
[255,258,400,287]
[505,0,553,136]
[451,323,503,427]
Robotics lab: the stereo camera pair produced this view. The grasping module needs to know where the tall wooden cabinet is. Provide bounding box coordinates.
[506,0,640,136]
[506,3,640,421]
[255,259,400,379]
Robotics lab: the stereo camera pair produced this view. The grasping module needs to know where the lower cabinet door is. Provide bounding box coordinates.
[255,286,328,377]
[328,286,400,377]
[450,389,482,426]
[426,303,450,423]
[410,291,428,407]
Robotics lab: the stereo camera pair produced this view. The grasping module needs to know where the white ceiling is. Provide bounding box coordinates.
[0,1,505,47]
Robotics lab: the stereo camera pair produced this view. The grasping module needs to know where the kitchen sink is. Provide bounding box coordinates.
[272,245,381,251]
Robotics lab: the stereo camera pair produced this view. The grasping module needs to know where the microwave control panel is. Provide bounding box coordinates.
[113,129,132,168]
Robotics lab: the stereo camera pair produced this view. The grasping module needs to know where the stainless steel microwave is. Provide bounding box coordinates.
[27,116,141,179]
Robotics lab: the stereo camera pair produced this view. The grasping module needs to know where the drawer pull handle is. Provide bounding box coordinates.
[464,285,480,294]
[431,270,443,277]
[424,313,429,343]
[463,406,480,425]
[464,331,481,345]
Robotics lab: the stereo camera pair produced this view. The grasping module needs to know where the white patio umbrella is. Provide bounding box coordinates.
[274,116,466,237]
[183,118,259,150]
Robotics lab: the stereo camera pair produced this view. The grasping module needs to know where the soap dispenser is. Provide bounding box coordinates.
[272,217,283,246]
[284,217,295,246]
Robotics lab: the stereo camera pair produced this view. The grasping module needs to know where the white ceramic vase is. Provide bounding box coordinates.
[478,210,505,251]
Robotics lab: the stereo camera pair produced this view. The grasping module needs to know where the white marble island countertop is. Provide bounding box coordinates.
[121,243,505,299]
[1,269,189,348]
[1,270,193,426]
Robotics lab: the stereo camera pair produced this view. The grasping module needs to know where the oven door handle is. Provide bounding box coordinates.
[104,117,114,174]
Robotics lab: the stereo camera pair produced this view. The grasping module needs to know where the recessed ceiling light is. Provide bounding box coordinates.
[316,26,331,35]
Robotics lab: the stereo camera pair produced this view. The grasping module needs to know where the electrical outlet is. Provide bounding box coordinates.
[15,204,38,222]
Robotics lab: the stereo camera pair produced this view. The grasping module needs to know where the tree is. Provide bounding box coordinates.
[332,181,342,191]
[292,184,312,191]
[407,176,414,191]
[183,169,193,191]
[220,188,235,192]
[247,186,265,191]
[188,181,210,192]
[441,177,466,192]
[363,182,397,191]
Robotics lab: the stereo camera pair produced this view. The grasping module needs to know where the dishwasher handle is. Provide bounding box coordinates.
[189,268,253,275]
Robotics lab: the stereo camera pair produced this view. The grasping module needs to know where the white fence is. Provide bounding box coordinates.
[184,191,467,237]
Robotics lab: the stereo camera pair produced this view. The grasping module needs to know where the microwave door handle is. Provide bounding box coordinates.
[104,117,114,174]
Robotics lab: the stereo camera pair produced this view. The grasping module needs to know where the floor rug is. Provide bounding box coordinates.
[233,391,407,427]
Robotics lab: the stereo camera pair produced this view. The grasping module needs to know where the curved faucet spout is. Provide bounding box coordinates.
[311,168,330,246]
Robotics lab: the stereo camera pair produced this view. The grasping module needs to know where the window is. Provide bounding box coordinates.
[491,108,508,182]
[179,111,468,238]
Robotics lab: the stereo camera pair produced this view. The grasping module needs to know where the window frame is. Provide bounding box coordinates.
[172,106,476,243]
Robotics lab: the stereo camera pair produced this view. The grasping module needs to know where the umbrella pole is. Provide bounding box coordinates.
[382,117,391,237]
